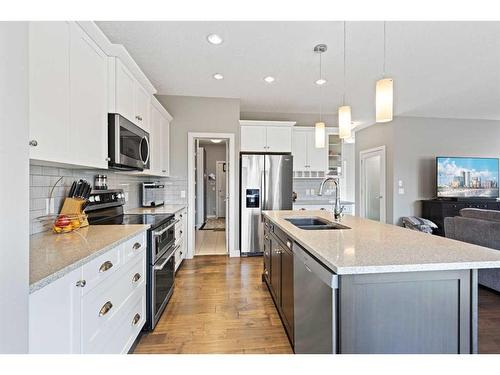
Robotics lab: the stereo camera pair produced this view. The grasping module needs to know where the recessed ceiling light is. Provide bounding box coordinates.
[207,34,223,45]
[213,73,224,80]
[264,76,275,83]
[211,139,222,143]
[315,78,327,86]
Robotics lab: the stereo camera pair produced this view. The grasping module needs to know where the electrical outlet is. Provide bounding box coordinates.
[180,190,186,198]
[45,198,55,215]
[124,192,129,202]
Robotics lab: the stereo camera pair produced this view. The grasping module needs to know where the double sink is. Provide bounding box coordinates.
[285,217,351,231]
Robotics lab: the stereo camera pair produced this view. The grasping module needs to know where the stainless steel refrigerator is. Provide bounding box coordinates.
[240,153,293,255]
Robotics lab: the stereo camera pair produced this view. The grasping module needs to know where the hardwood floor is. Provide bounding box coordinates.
[134,256,500,354]
[478,287,500,354]
[195,230,227,256]
[134,255,293,354]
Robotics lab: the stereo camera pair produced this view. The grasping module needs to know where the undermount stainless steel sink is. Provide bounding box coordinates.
[285,217,351,230]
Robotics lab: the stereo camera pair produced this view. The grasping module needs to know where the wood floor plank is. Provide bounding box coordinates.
[134,255,500,354]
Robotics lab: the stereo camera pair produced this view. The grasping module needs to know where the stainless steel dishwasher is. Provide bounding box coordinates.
[293,243,338,354]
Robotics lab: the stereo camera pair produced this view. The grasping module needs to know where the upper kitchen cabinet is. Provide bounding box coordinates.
[29,22,108,169]
[292,127,329,172]
[112,59,150,132]
[29,22,71,164]
[69,23,108,169]
[239,120,295,153]
[146,98,172,177]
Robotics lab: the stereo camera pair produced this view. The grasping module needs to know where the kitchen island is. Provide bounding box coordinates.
[262,210,500,354]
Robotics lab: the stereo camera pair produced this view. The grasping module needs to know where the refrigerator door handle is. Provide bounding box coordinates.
[260,170,265,222]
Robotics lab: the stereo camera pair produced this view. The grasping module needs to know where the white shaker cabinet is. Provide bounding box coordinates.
[28,21,108,169]
[160,115,171,176]
[114,59,150,132]
[29,21,71,163]
[69,23,108,169]
[29,267,83,354]
[292,127,333,172]
[239,121,295,152]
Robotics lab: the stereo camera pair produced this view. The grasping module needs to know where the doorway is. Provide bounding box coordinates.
[359,146,386,222]
[188,133,236,258]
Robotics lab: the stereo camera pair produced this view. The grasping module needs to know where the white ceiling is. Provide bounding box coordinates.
[96,21,500,127]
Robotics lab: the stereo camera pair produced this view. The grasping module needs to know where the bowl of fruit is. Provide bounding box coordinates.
[52,214,87,234]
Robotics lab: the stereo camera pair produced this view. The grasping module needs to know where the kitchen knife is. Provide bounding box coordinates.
[68,181,77,198]
[74,180,84,198]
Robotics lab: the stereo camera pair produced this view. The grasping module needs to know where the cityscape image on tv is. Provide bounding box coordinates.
[437,157,499,198]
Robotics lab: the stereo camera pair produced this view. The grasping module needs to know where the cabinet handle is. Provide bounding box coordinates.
[286,240,292,249]
[180,230,183,234]
[99,301,113,317]
[99,260,113,273]
[105,157,111,162]
[29,140,38,147]
[133,242,142,250]
[76,280,86,287]
[132,313,141,326]
[162,170,167,173]
[132,273,141,283]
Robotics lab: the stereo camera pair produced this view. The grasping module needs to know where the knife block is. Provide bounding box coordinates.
[59,198,89,227]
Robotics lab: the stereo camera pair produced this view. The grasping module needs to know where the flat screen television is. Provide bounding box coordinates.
[436,157,499,199]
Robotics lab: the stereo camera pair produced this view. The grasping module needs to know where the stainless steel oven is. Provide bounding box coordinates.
[147,217,178,330]
[108,113,150,171]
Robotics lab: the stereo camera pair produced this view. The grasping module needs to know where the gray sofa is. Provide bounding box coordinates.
[444,208,500,292]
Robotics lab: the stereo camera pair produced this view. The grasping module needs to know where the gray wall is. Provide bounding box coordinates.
[355,116,500,225]
[200,142,226,217]
[0,22,29,353]
[157,95,240,251]
[355,122,395,224]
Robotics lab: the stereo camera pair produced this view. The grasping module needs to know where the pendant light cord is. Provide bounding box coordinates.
[319,49,323,122]
[343,21,346,105]
[383,21,386,77]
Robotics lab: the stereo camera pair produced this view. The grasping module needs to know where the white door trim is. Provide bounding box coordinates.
[359,145,386,223]
[215,160,227,218]
[188,132,237,258]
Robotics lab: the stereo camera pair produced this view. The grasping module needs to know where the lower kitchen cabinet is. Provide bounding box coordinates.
[174,207,188,271]
[29,232,147,354]
[263,218,294,345]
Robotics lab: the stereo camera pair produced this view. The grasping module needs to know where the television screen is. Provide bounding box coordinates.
[437,157,499,199]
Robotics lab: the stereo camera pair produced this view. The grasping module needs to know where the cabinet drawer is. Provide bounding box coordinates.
[122,232,146,262]
[81,255,145,351]
[81,244,121,294]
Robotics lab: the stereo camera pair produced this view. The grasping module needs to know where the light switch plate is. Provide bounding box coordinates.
[398,187,405,195]
[180,190,186,198]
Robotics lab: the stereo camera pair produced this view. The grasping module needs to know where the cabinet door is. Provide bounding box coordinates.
[29,267,83,353]
[115,60,136,123]
[149,105,162,174]
[240,125,267,152]
[69,23,108,169]
[134,84,150,131]
[266,126,292,153]
[160,117,170,176]
[270,238,282,303]
[281,245,294,340]
[307,131,327,171]
[29,21,70,162]
[292,129,308,170]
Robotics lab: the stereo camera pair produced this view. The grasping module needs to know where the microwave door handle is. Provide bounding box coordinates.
[154,245,180,270]
[153,219,180,237]
[139,136,150,165]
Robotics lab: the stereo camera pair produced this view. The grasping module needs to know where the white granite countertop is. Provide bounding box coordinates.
[126,204,186,215]
[30,225,149,293]
[263,210,500,275]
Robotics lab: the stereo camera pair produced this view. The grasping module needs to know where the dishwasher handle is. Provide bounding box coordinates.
[293,243,338,289]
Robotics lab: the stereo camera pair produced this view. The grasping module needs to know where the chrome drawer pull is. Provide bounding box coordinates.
[76,280,86,288]
[132,313,141,326]
[99,301,113,317]
[132,273,141,283]
[99,261,113,273]
[133,242,142,250]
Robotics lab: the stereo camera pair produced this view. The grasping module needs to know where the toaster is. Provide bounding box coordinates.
[141,182,165,207]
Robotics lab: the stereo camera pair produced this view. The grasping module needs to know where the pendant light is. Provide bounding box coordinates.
[338,21,352,140]
[314,44,327,148]
[376,21,394,123]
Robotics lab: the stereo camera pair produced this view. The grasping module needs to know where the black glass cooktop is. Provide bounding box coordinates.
[89,213,173,228]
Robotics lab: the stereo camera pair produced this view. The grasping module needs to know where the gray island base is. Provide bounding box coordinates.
[262,210,500,354]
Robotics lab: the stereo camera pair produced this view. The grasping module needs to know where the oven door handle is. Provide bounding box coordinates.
[154,245,179,270]
[153,219,180,237]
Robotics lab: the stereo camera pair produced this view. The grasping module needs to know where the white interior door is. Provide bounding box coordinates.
[216,161,227,218]
[360,147,386,222]
[195,145,205,228]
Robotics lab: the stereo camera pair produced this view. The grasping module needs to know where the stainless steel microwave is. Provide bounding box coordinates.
[108,113,150,171]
